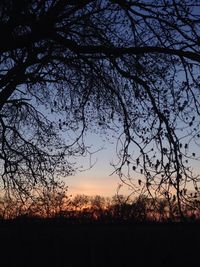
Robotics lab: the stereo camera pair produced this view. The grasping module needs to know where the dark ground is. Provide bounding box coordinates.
[0,220,199,267]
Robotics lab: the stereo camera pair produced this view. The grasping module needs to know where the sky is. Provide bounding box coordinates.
[37,97,126,198]
[65,133,130,197]
[39,86,200,199]
[64,127,200,197]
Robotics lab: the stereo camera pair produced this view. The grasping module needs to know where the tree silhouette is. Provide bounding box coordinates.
[0,0,200,219]
[30,179,70,218]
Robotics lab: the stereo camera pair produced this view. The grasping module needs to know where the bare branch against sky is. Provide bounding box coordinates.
[0,0,200,219]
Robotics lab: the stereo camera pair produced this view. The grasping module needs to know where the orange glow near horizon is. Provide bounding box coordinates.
[67,174,123,197]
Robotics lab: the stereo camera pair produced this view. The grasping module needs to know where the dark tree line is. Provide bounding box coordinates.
[0,0,200,219]
[0,192,199,222]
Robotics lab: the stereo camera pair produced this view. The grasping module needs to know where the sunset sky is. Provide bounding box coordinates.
[65,130,200,197]
[66,133,130,197]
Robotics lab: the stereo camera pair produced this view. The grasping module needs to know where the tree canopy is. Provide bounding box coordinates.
[0,0,200,218]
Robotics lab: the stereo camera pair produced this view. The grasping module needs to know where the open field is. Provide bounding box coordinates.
[0,221,199,267]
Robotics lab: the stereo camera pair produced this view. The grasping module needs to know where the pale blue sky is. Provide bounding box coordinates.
[65,127,200,197]
[66,133,123,197]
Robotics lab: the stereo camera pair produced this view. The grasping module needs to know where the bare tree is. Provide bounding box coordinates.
[0,0,200,219]
[29,179,70,218]
[0,191,29,219]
